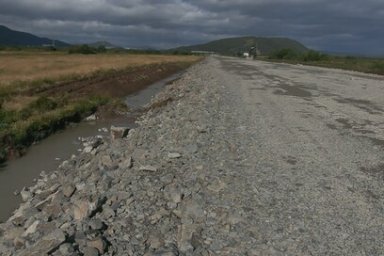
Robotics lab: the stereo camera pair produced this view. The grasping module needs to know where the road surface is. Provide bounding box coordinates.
[208,56,384,255]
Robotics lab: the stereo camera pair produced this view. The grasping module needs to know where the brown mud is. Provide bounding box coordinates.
[38,62,194,99]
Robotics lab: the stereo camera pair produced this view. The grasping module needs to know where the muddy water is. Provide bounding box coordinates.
[0,72,182,222]
[125,71,183,109]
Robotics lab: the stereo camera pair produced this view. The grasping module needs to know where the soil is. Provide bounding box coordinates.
[37,62,194,99]
[0,61,197,163]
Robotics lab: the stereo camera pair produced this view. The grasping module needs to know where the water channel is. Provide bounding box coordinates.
[0,72,182,222]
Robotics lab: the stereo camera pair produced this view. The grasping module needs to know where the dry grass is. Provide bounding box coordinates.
[0,52,200,87]
[2,96,37,111]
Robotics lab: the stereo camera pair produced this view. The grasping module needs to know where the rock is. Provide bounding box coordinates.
[11,216,26,227]
[59,243,75,255]
[207,178,226,192]
[139,165,158,172]
[73,200,91,221]
[87,237,107,254]
[88,219,105,231]
[146,234,164,251]
[184,144,198,154]
[60,222,76,238]
[119,156,133,169]
[62,184,76,198]
[102,206,116,220]
[23,220,40,237]
[100,154,113,168]
[181,198,205,223]
[20,187,32,202]
[43,202,63,219]
[83,146,93,154]
[3,227,24,241]
[177,224,196,253]
[164,185,183,204]
[13,237,25,250]
[85,114,97,121]
[168,152,182,159]
[91,137,104,149]
[98,127,108,133]
[110,126,130,140]
[82,246,99,256]
[18,229,66,256]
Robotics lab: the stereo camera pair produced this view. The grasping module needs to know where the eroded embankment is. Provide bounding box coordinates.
[0,58,221,256]
[0,60,198,163]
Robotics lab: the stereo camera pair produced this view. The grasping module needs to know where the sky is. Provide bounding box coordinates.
[0,0,383,55]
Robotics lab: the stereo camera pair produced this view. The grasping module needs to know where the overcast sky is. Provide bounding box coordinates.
[0,0,382,55]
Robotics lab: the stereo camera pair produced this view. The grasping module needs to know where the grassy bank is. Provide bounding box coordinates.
[0,51,201,162]
[265,49,384,75]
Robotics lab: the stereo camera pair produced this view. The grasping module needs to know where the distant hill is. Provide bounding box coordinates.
[0,25,70,47]
[88,41,121,49]
[170,36,308,56]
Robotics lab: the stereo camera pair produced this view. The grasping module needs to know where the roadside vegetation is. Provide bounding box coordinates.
[0,49,201,162]
[267,48,384,75]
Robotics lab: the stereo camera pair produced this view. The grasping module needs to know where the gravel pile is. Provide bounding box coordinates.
[2,56,383,256]
[0,59,244,255]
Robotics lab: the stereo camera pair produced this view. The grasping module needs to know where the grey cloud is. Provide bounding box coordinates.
[0,0,382,55]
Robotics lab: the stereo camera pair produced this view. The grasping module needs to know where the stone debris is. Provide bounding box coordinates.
[167,152,182,159]
[139,165,158,172]
[85,114,97,121]
[1,57,383,256]
[0,59,283,255]
[110,126,130,140]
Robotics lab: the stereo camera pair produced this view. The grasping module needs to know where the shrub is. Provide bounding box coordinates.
[29,96,58,112]
[68,44,97,54]
[269,48,299,60]
[302,50,329,62]
[96,46,107,53]
[370,61,384,74]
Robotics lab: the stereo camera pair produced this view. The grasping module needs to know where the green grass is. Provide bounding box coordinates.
[266,49,384,75]
[0,53,201,163]
[0,96,108,162]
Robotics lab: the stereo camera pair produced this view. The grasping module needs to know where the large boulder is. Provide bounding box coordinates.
[110,126,130,140]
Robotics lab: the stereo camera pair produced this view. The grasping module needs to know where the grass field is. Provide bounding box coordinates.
[265,49,384,75]
[0,52,199,87]
[296,57,384,75]
[0,51,201,162]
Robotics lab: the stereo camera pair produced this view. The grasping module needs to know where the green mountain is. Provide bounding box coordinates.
[0,25,70,47]
[170,36,308,56]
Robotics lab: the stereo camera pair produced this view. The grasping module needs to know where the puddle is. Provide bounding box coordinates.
[0,71,183,222]
[273,83,312,98]
[125,71,183,110]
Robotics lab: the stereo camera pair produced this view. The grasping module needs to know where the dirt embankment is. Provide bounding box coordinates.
[2,57,384,255]
[0,60,200,163]
[38,62,194,99]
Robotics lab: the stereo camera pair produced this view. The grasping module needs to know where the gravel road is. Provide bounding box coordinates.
[1,56,383,255]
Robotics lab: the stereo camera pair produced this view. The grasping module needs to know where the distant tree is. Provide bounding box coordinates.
[301,50,328,61]
[96,45,107,53]
[269,48,299,60]
[68,44,96,54]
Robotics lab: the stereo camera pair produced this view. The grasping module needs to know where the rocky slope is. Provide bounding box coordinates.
[0,58,239,255]
[2,56,383,256]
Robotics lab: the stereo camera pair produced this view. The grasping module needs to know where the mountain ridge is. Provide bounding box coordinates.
[0,25,70,47]
[170,36,308,56]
